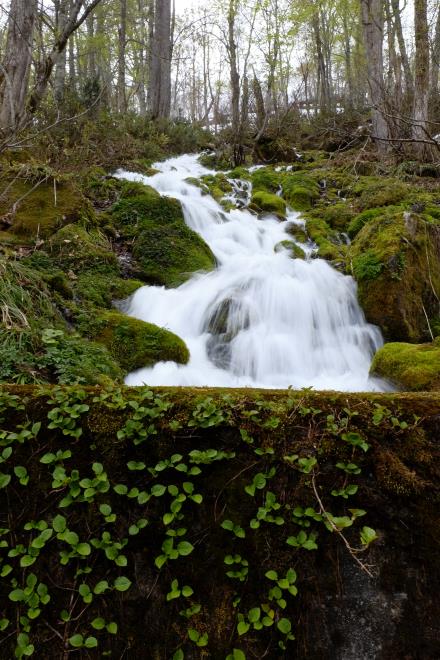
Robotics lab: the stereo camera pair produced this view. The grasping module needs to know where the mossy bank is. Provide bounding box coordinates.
[0,385,439,658]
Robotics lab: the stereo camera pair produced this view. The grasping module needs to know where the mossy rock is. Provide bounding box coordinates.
[286,223,308,243]
[316,201,356,232]
[274,240,305,259]
[133,222,215,287]
[282,173,320,211]
[111,187,182,234]
[227,167,251,181]
[347,207,395,239]
[0,177,94,242]
[371,340,440,391]
[250,191,286,218]
[111,188,215,287]
[349,210,440,341]
[185,178,210,195]
[48,224,119,275]
[250,167,281,193]
[86,310,190,372]
[305,217,346,262]
[354,177,409,211]
[74,273,144,309]
[200,174,233,201]
[80,168,125,208]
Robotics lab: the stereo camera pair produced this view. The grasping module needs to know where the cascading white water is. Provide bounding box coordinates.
[116,154,387,391]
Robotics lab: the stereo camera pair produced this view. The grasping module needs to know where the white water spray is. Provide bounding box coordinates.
[116,154,386,391]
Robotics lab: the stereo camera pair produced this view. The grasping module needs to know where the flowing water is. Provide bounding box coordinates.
[116,154,386,391]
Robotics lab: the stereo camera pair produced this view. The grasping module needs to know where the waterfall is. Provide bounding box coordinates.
[116,154,386,391]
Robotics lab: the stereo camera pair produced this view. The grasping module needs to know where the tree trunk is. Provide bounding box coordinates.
[117,0,127,112]
[430,8,440,118]
[54,0,68,103]
[227,0,242,165]
[149,0,171,119]
[412,0,430,159]
[390,0,413,98]
[0,0,37,135]
[360,0,389,152]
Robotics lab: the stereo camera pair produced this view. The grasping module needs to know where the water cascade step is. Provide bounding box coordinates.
[116,155,386,391]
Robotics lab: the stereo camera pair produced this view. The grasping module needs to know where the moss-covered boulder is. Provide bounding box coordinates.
[250,167,282,193]
[250,191,286,218]
[48,224,119,274]
[286,223,308,243]
[0,174,93,243]
[111,185,215,287]
[371,340,440,391]
[85,310,190,372]
[199,173,233,201]
[282,172,320,211]
[349,210,440,341]
[306,217,347,262]
[354,177,410,211]
[315,200,356,232]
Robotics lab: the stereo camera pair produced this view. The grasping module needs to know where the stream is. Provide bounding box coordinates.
[116,154,386,391]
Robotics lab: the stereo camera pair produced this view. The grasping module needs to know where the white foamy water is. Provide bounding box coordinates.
[116,154,386,391]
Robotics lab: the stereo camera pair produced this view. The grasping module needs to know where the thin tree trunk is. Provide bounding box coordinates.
[54,0,68,102]
[390,0,413,97]
[430,8,440,117]
[0,0,37,135]
[117,0,127,112]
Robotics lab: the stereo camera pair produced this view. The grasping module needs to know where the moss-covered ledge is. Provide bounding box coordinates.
[0,385,439,659]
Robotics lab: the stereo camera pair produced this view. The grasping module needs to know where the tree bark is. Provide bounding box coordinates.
[54,0,69,103]
[0,0,37,135]
[149,0,171,119]
[117,0,127,112]
[390,0,413,98]
[360,0,389,151]
[412,0,430,159]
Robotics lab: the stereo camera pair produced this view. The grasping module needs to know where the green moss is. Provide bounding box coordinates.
[305,217,346,261]
[111,188,183,234]
[347,207,389,238]
[185,178,210,195]
[48,224,119,274]
[286,223,308,243]
[250,191,286,218]
[84,310,190,372]
[314,201,356,231]
[349,211,440,341]
[371,340,440,391]
[0,176,94,241]
[75,274,144,308]
[250,167,281,193]
[274,240,305,259]
[200,174,233,201]
[282,172,320,211]
[354,178,409,211]
[227,167,251,180]
[352,249,384,281]
[133,222,215,287]
[110,187,215,287]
